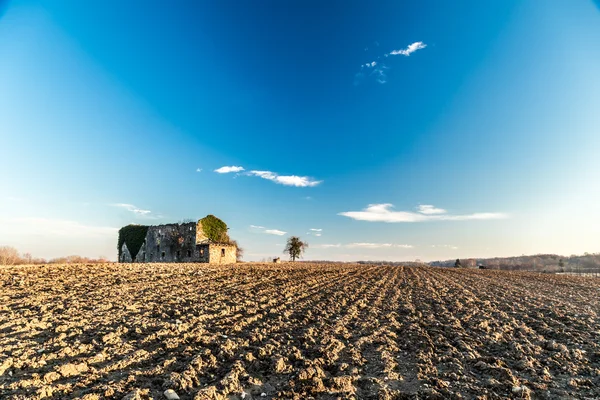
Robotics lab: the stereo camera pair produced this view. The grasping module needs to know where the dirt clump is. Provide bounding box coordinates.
[1,263,599,399]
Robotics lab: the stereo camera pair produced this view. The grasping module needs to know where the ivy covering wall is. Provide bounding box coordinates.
[199,215,230,243]
[118,225,149,259]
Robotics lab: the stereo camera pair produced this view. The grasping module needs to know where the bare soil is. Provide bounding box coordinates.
[1,263,599,399]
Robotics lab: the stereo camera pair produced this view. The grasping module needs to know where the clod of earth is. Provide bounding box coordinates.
[0,263,599,399]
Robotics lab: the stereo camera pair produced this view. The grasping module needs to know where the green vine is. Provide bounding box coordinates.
[118,225,149,259]
[200,215,230,243]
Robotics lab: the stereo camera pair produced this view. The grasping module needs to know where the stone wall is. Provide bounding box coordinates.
[122,221,237,264]
[139,222,198,263]
[120,243,132,263]
[208,244,237,264]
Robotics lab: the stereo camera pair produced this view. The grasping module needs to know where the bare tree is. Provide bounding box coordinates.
[0,246,22,266]
[23,253,32,264]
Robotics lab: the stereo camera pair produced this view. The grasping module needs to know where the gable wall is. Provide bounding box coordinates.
[208,244,237,264]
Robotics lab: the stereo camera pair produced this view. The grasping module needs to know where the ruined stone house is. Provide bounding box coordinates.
[118,220,237,264]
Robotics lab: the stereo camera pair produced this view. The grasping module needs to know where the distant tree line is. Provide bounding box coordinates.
[0,246,110,266]
[429,253,600,274]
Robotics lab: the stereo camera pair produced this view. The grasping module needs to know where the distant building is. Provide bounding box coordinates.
[118,220,236,264]
[273,257,281,263]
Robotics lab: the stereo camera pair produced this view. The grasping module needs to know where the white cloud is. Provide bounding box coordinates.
[196,168,202,172]
[250,225,287,236]
[339,203,508,223]
[307,228,323,237]
[431,245,459,250]
[345,243,413,249]
[111,204,163,220]
[418,205,446,215]
[389,41,427,56]
[313,242,412,249]
[314,244,342,249]
[357,41,426,85]
[265,229,286,236]
[368,64,389,84]
[6,217,117,237]
[112,203,151,215]
[248,170,322,187]
[214,166,245,174]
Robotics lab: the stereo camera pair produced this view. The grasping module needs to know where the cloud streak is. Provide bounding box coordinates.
[215,165,322,187]
[346,243,413,249]
[417,205,446,215]
[247,170,322,187]
[339,204,507,223]
[313,244,342,249]
[265,229,286,236]
[431,245,459,250]
[6,217,118,237]
[314,243,413,249]
[389,41,427,56]
[214,166,245,174]
[357,41,427,84]
[307,228,323,237]
[250,225,287,236]
[111,203,163,219]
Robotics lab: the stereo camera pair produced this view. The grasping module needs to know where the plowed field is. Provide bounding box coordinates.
[1,263,599,399]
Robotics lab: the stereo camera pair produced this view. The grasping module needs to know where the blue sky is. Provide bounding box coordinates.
[1,0,599,261]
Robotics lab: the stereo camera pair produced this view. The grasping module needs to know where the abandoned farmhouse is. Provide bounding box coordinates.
[118,216,237,264]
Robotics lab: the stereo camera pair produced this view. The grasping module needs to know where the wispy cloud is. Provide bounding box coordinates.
[339,203,508,223]
[196,168,202,172]
[214,166,245,174]
[313,242,412,249]
[250,225,287,236]
[110,203,163,220]
[112,203,151,215]
[265,229,287,236]
[346,243,413,249]
[431,244,459,250]
[3,196,23,202]
[417,205,446,215]
[215,165,322,187]
[6,217,117,237]
[247,170,322,187]
[389,41,427,56]
[307,228,322,237]
[313,244,342,249]
[357,41,427,85]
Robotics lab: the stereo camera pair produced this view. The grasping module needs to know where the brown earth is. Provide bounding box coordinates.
[1,263,599,399]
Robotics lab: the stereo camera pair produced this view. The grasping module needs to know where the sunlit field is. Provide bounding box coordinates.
[1,263,600,399]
